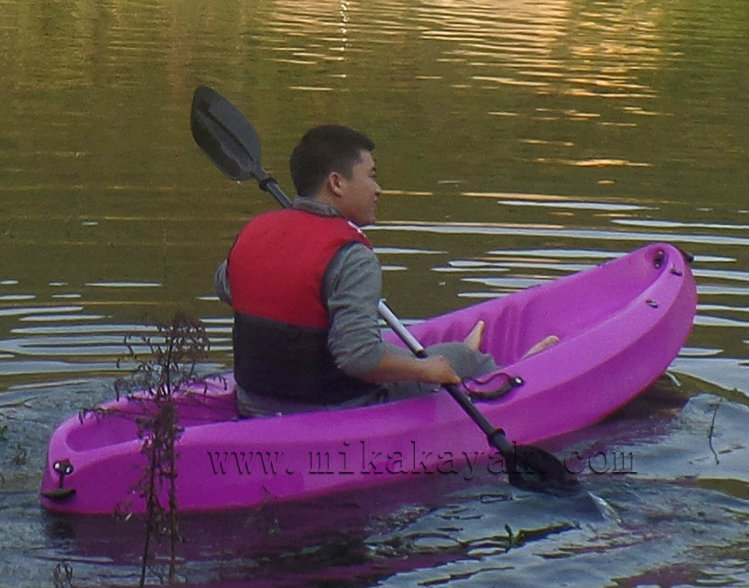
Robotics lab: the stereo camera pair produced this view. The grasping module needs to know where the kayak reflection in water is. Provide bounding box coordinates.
[214,125,549,416]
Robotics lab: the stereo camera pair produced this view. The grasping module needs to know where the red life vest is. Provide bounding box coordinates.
[228,209,372,327]
[227,208,379,404]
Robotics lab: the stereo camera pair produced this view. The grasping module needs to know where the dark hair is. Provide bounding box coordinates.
[290,125,375,197]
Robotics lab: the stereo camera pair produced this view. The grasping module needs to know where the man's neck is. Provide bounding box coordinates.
[293,196,343,218]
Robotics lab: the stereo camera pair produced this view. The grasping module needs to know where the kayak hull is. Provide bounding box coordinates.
[40,243,696,514]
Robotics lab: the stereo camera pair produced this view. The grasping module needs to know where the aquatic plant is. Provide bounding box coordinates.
[114,312,209,586]
[52,561,74,588]
[707,397,724,465]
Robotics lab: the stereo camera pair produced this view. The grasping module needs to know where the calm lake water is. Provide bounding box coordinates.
[1,0,747,586]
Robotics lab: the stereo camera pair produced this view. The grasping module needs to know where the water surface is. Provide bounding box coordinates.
[1,0,747,586]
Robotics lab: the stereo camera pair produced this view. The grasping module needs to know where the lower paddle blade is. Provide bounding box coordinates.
[190,86,262,182]
[507,445,579,496]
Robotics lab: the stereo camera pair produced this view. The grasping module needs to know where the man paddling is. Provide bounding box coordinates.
[215,125,496,416]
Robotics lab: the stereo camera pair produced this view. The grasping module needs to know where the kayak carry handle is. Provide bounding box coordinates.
[464,373,524,400]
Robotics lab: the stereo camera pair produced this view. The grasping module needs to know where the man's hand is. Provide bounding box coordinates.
[419,355,461,385]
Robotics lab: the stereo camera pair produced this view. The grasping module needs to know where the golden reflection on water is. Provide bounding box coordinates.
[537,157,653,168]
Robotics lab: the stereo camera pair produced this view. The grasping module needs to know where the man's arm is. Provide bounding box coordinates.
[361,348,461,385]
[324,244,459,385]
[214,259,232,304]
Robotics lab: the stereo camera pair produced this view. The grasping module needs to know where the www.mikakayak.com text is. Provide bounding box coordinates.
[206,440,636,479]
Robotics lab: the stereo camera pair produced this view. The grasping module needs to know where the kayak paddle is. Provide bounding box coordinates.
[190,85,578,495]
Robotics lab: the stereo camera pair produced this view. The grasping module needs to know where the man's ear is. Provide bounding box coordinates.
[327,171,345,197]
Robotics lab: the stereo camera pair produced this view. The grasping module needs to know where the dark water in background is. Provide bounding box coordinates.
[0,0,747,586]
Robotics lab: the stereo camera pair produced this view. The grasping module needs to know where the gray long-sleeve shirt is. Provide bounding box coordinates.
[215,197,387,378]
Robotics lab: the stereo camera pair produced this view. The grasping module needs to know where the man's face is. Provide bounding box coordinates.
[336,150,381,227]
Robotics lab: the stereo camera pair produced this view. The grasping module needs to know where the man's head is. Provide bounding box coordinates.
[290,125,381,226]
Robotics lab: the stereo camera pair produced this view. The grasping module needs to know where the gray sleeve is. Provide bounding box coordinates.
[214,259,232,305]
[323,243,387,377]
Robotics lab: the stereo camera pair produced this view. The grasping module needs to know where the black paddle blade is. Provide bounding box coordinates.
[506,445,579,496]
[190,86,263,182]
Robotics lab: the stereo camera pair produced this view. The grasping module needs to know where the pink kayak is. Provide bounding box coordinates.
[40,243,696,515]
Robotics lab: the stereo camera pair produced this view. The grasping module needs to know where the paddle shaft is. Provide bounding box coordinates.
[258,174,293,210]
